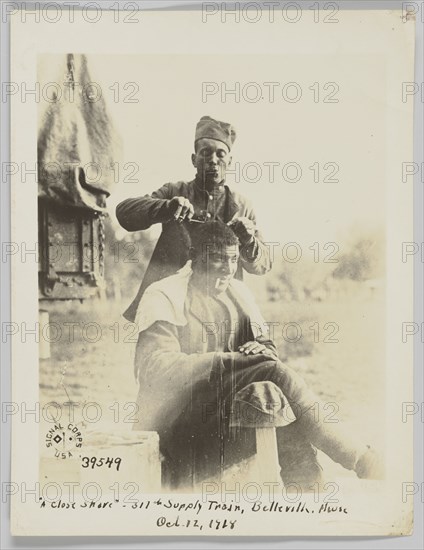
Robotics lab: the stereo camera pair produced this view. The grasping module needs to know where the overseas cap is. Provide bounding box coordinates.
[195,116,236,151]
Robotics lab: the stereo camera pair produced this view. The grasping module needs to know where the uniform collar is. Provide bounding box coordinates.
[190,178,240,221]
[193,176,225,196]
[188,280,258,333]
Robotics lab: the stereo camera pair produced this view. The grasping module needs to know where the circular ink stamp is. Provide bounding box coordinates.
[45,423,83,459]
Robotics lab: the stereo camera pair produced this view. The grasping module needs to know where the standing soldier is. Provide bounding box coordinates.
[116,116,271,321]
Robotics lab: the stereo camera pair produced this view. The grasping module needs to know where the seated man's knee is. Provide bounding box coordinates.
[268,359,301,383]
[266,360,310,404]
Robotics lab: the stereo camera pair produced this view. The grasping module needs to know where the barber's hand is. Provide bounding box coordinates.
[227,216,255,245]
[167,196,194,222]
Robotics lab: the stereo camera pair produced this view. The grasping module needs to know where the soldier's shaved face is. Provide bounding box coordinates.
[192,244,239,295]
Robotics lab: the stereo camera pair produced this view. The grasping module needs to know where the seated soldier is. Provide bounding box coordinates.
[133,221,381,489]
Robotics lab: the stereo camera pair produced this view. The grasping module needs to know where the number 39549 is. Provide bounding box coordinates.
[81,456,122,471]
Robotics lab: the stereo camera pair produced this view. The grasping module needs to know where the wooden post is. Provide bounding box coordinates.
[227,381,297,487]
[250,427,281,484]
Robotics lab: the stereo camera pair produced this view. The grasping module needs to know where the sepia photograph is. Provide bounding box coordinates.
[7,5,417,538]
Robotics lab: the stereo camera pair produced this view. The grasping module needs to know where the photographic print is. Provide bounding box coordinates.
[8,5,415,536]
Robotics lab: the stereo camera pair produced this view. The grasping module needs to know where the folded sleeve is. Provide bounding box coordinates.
[115,183,174,231]
[239,202,272,275]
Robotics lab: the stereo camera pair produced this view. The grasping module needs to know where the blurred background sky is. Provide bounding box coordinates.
[39,52,386,245]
